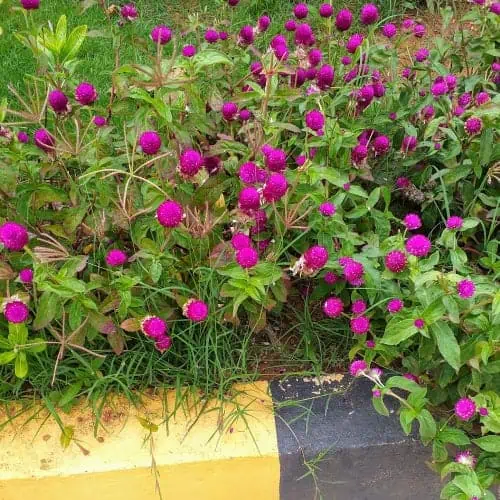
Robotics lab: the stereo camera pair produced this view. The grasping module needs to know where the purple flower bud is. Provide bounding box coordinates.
[139,130,161,155]
[346,33,364,54]
[413,24,426,38]
[284,19,297,31]
[105,249,128,267]
[182,44,197,57]
[34,128,55,152]
[335,8,353,31]
[17,131,29,143]
[293,3,308,19]
[239,25,255,45]
[205,29,219,43]
[121,3,138,20]
[316,64,335,89]
[360,3,379,25]
[151,25,172,45]
[319,3,334,17]
[295,23,314,46]
[382,23,397,38]
[20,0,39,9]
[221,101,238,121]
[93,115,107,127]
[75,82,98,106]
[258,15,271,32]
[48,89,69,113]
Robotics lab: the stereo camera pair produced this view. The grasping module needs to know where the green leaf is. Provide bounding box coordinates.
[33,293,59,330]
[432,321,461,372]
[381,319,418,345]
[460,218,479,230]
[399,408,415,435]
[8,323,28,346]
[61,25,87,62]
[472,435,500,453]
[417,409,436,443]
[479,128,493,165]
[0,351,16,365]
[27,338,47,354]
[372,396,389,416]
[443,296,460,324]
[366,187,380,209]
[422,298,445,324]
[437,426,470,446]
[14,352,28,378]
[58,382,83,408]
[194,50,232,72]
[386,376,421,392]
[55,15,68,51]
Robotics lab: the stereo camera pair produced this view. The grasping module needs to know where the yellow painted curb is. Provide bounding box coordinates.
[0,382,279,500]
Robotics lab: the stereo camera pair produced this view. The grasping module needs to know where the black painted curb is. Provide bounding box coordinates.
[270,376,441,500]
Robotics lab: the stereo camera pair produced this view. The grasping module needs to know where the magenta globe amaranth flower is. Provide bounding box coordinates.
[446,215,463,230]
[179,149,203,177]
[351,144,368,165]
[323,297,344,318]
[239,187,260,211]
[151,25,172,45]
[19,268,34,284]
[105,249,128,267]
[157,200,184,228]
[228,0,239,5]
[453,106,465,117]
[265,148,287,172]
[319,202,336,217]
[414,48,429,63]
[155,335,172,353]
[17,131,29,143]
[295,23,314,45]
[75,82,97,105]
[93,115,107,127]
[293,3,308,19]
[349,359,367,377]
[204,29,218,43]
[346,33,364,54]
[458,92,472,107]
[402,135,418,153]
[231,232,252,250]
[479,407,488,416]
[4,300,29,324]
[402,18,414,30]
[341,56,352,66]
[182,44,197,57]
[48,89,69,114]
[239,109,251,121]
[475,91,490,106]
[431,81,447,98]
[239,162,266,184]
[141,316,167,339]
[20,0,39,9]
[382,23,397,38]
[316,64,334,89]
[323,271,338,285]
[351,299,367,315]
[405,234,431,257]
[219,32,228,40]
[0,221,29,251]
[350,316,370,335]
[236,247,259,269]
[284,19,297,31]
[414,318,425,329]
[308,49,322,67]
[221,102,238,121]
[139,130,161,155]
[385,250,407,273]
[183,299,209,322]
[319,3,333,17]
[404,373,418,382]
[304,245,328,270]
[455,450,477,469]
[305,109,325,131]
[490,2,500,14]
[121,3,138,20]
[457,279,475,299]
[455,398,476,421]
[464,117,483,136]
[366,339,376,349]
[34,128,55,152]
[263,173,288,202]
[387,298,404,314]
[413,24,426,38]
[342,259,364,285]
[335,8,353,31]
[239,25,255,45]
[360,3,379,25]
[396,176,410,189]
[421,105,435,120]
[258,15,271,32]
[403,213,422,230]
[373,135,390,155]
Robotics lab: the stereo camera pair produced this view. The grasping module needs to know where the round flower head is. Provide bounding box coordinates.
[336,8,353,31]
[19,268,34,284]
[75,82,97,105]
[105,249,128,267]
[179,149,203,177]
[455,398,476,421]
[221,102,238,121]
[431,82,447,98]
[304,245,328,270]
[17,131,29,143]
[382,23,397,38]
[396,176,410,189]
[475,91,489,106]
[273,44,289,61]
[346,33,364,54]
[350,359,367,377]
[231,232,252,250]
[34,128,55,152]
[402,18,414,30]
[20,0,39,9]
[141,316,167,339]
[139,131,161,155]
[157,200,184,228]
[341,56,352,66]
[239,25,255,45]
[258,15,271,32]
[351,144,368,165]
[464,117,482,136]
[323,297,344,318]
[239,109,251,121]
[293,3,308,19]
[402,135,418,153]
[413,24,426,38]
[360,3,379,25]
[4,300,29,323]
[492,62,500,72]
[316,64,334,89]
[323,271,338,285]
[250,61,263,75]
[319,3,333,17]
[182,44,197,57]
[457,279,475,299]
[151,25,172,45]
[414,318,425,329]
[387,298,404,314]
[204,29,219,44]
[402,67,412,79]
[491,2,500,14]
[236,247,259,269]
[308,49,322,67]
[373,135,390,155]
[239,162,267,184]
[263,173,288,202]
[404,373,418,382]
[294,23,314,45]
[228,0,239,5]
[121,3,138,20]
[444,74,457,91]
[434,142,442,150]
[455,451,477,469]
[48,89,69,114]
[155,336,172,353]
[203,156,221,176]
[479,407,488,416]
[453,106,465,117]
[385,250,407,273]
[414,48,429,63]
[446,215,463,230]
[0,221,28,251]
[421,105,435,121]
[305,109,325,131]
[183,299,209,322]
[239,187,260,211]
[403,213,422,230]
[319,202,336,217]
[351,299,367,315]
[458,92,472,107]
[350,316,370,335]
[366,339,376,349]
[93,115,107,127]
[405,234,431,257]
[265,148,287,172]
[284,19,297,31]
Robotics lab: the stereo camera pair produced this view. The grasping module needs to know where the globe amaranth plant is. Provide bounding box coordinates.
[0,1,499,497]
